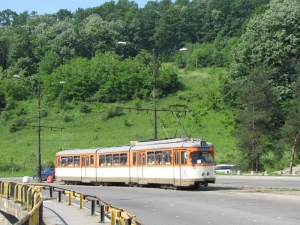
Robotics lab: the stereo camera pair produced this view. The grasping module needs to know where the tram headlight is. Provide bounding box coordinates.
[201,172,205,176]
[206,172,210,176]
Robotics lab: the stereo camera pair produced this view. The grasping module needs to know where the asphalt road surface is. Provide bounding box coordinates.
[49,176,300,225]
[2,176,300,225]
[216,175,300,188]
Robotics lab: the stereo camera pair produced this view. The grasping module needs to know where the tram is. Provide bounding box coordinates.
[55,137,216,189]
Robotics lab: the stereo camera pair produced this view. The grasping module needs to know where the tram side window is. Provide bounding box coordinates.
[82,157,85,166]
[147,152,155,164]
[99,155,105,166]
[61,156,67,166]
[106,154,112,166]
[155,151,162,164]
[74,156,80,166]
[113,154,120,166]
[181,151,187,165]
[163,150,172,164]
[133,152,136,165]
[68,156,74,166]
[90,155,94,167]
[120,153,127,165]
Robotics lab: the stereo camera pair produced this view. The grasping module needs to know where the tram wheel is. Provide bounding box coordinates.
[194,183,201,190]
[203,182,208,187]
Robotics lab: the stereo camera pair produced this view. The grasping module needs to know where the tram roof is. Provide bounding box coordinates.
[130,137,212,150]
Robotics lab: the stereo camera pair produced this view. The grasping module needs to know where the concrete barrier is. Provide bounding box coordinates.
[0,181,43,225]
[0,198,24,224]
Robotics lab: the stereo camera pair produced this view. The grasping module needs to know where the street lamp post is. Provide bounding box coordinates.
[13,75,42,182]
[151,49,157,140]
[37,81,42,183]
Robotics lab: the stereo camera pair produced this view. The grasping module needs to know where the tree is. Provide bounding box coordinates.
[79,14,124,57]
[0,9,16,26]
[0,35,9,69]
[233,66,283,172]
[230,0,300,100]
[281,66,300,174]
[56,9,73,21]
[38,51,61,74]
[225,0,300,170]
[154,5,182,55]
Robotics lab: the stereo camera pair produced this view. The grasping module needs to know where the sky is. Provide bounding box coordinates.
[1,0,151,15]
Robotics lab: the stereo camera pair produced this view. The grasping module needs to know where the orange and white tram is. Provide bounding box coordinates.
[55,137,216,189]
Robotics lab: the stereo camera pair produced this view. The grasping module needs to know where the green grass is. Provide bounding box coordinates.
[0,67,238,175]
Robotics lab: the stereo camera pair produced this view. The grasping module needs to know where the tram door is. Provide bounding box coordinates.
[81,155,89,182]
[137,152,146,184]
[173,150,188,186]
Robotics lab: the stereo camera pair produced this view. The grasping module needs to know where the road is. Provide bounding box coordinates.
[216,175,300,188]
[2,176,300,225]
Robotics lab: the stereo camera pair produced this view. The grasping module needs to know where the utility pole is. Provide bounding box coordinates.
[13,75,42,182]
[37,81,42,182]
[152,49,157,140]
[118,42,188,140]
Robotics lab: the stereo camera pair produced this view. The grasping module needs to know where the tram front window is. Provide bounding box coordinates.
[190,152,214,164]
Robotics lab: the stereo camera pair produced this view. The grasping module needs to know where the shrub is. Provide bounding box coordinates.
[64,115,73,122]
[80,104,92,114]
[16,107,27,116]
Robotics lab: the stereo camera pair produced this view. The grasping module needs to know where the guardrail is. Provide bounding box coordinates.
[0,181,43,225]
[0,181,141,225]
[33,184,140,225]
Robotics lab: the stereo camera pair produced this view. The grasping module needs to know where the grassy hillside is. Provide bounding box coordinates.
[0,67,238,176]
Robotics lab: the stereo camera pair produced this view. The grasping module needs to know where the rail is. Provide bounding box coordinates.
[0,180,43,225]
[32,184,140,225]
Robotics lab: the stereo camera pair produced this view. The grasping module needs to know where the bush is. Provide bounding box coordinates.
[101,107,123,121]
[5,98,18,110]
[80,104,92,114]
[64,115,73,122]
[16,107,27,116]
[1,111,10,121]
[9,118,27,133]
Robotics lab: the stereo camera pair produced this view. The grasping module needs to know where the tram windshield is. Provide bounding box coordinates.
[190,152,214,164]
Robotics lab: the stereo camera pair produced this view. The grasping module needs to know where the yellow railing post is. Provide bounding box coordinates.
[68,192,72,205]
[111,209,117,225]
[27,187,31,210]
[80,194,83,209]
[13,184,18,203]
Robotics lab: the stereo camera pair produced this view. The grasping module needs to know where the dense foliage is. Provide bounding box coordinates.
[223,0,300,172]
[2,0,300,173]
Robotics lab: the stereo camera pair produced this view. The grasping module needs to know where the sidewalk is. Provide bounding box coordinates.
[43,198,111,225]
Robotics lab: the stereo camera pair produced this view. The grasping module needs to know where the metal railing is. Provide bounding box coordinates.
[0,180,142,225]
[34,184,141,225]
[0,181,43,225]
